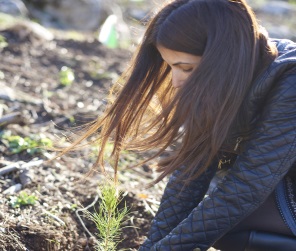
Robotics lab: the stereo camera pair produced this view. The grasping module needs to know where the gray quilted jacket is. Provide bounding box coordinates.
[139,39,296,251]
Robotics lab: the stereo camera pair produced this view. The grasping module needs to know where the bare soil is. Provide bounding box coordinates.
[0,22,166,251]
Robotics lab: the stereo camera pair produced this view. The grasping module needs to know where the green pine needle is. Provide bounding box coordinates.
[84,182,129,251]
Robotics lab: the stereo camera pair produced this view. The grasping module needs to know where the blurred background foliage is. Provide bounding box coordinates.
[0,0,295,49]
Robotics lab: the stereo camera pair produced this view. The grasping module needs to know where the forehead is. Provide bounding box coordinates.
[157,45,201,64]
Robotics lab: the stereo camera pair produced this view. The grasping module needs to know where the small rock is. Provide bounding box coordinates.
[88,236,96,245]
[19,168,34,187]
[43,184,55,191]
[78,237,87,246]
[3,183,22,194]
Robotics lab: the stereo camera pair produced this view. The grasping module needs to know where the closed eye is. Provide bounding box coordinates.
[182,68,193,73]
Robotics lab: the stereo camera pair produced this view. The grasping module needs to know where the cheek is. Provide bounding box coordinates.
[171,71,190,88]
[171,69,189,81]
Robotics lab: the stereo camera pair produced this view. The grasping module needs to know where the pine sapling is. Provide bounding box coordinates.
[84,182,129,251]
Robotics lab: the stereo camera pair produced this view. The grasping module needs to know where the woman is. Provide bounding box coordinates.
[62,0,296,250]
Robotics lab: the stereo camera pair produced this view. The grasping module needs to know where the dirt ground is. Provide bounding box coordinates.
[0,19,170,251]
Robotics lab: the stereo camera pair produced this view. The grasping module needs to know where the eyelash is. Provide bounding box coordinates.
[167,64,194,73]
[183,68,193,73]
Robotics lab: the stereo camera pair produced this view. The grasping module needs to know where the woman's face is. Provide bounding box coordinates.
[157,45,202,88]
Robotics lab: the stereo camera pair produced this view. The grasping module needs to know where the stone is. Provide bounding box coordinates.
[23,0,106,31]
[0,0,28,16]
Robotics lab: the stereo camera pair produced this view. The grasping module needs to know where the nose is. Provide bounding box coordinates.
[171,70,184,88]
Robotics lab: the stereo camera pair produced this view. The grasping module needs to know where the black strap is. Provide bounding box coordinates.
[245,231,296,251]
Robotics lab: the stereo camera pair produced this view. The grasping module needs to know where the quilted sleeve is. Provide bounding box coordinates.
[139,163,217,251]
[150,74,296,251]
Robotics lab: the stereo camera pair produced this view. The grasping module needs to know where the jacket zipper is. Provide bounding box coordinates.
[275,189,290,228]
[234,136,243,151]
[218,137,243,169]
[226,126,257,153]
[218,158,232,169]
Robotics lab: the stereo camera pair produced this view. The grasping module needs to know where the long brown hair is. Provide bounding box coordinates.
[60,0,277,183]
